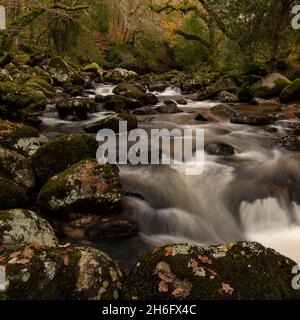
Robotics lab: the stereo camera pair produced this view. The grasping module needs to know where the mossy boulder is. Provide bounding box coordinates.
[31,134,98,184]
[0,81,46,110]
[56,98,96,119]
[103,94,142,112]
[112,83,146,100]
[0,245,124,300]
[207,74,241,96]
[84,113,137,133]
[25,78,55,98]
[0,120,48,156]
[249,73,291,99]
[30,67,53,84]
[47,56,84,86]
[0,209,58,248]
[279,79,300,103]
[125,242,300,300]
[0,177,28,210]
[37,159,122,215]
[105,68,138,83]
[0,147,35,190]
[82,63,103,75]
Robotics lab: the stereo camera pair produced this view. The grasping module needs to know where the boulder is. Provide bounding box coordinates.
[0,147,35,190]
[207,74,240,96]
[205,143,235,156]
[176,99,188,105]
[82,63,103,76]
[230,114,275,126]
[277,135,300,151]
[103,95,141,112]
[139,93,159,106]
[155,102,183,114]
[38,159,122,215]
[84,113,137,133]
[24,78,55,98]
[107,68,138,82]
[0,176,28,210]
[0,245,124,300]
[31,134,98,184]
[112,83,146,100]
[125,242,300,300]
[0,120,48,156]
[249,73,291,99]
[0,209,58,248]
[46,56,84,86]
[133,106,160,115]
[197,105,236,122]
[279,79,300,103]
[56,98,96,119]
[217,91,239,103]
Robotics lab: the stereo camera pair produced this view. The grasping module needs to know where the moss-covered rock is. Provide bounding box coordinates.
[0,245,124,300]
[25,78,55,98]
[125,242,300,300]
[279,79,300,103]
[0,120,48,156]
[0,209,58,248]
[0,177,28,210]
[112,83,146,100]
[249,73,291,99]
[84,113,138,133]
[0,147,35,190]
[82,63,103,75]
[104,68,138,83]
[56,98,96,119]
[47,56,84,86]
[103,94,142,112]
[207,74,241,96]
[37,159,122,215]
[32,134,98,184]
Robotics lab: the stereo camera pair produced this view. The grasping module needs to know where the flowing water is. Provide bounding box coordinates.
[41,83,300,271]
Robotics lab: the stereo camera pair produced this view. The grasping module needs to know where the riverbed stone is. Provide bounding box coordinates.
[205,143,235,156]
[125,242,300,300]
[56,98,96,119]
[37,159,122,215]
[31,134,98,184]
[279,79,300,103]
[0,209,58,248]
[0,245,124,300]
[113,83,146,100]
[230,114,275,126]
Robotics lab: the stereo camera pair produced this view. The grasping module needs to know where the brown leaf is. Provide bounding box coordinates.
[154,261,175,283]
[198,255,213,264]
[222,282,234,295]
[164,246,173,256]
[15,258,30,265]
[0,256,5,262]
[152,246,160,254]
[9,251,21,259]
[22,246,33,259]
[171,287,184,297]
[64,255,70,266]
[227,242,235,250]
[31,243,44,251]
[158,280,169,293]
[208,268,218,277]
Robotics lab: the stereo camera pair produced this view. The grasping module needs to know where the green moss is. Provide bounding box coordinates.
[0,177,28,210]
[32,134,98,183]
[280,79,300,103]
[112,83,146,100]
[249,77,289,99]
[82,63,103,74]
[25,78,55,98]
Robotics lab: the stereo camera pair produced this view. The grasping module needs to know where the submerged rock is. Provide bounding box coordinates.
[155,102,183,114]
[37,159,122,215]
[0,209,57,248]
[56,98,96,119]
[230,114,275,126]
[133,106,159,115]
[0,245,123,300]
[277,135,300,151]
[32,134,98,184]
[125,242,300,300]
[205,143,235,156]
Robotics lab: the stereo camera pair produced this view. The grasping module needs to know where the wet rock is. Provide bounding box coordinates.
[252,97,281,106]
[197,105,236,122]
[205,143,235,156]
[112,83,146,100]
[280,79,300,103]
[275,120,300,130]
[0,176,28,210]
[195,114,208,122]
[217,91,239,103]
[148,83,170,93]
[61,82,84,97]
[0,120,48,156]
[0,69,12,82]
[277,135,300,151]
[155,102,183,114]
[84,113,137,133]
[207,74,240,97]
[0,245,124,300]
[133,106,159,115]
[95,94,105,103]
[231,114,275,126]
[82,63,103,76]
[103,95,142,112]
[32,134,98,184]
[105,68,138,82]
[86,218,138,240]
[125,242,300,300]
[56,98,96,119]
[0,147,35,190]
[38,159,122,215]
[0,209,58,248]
[140,93,159,106]
[176,99,188,105]
[249,73,291,99]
